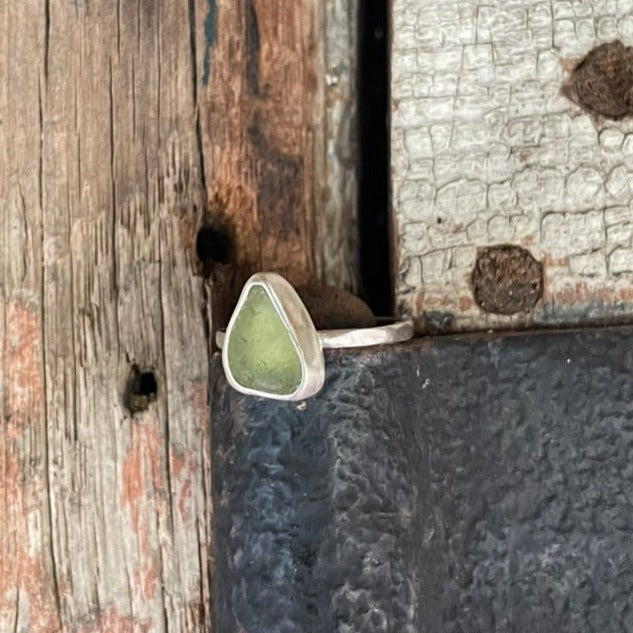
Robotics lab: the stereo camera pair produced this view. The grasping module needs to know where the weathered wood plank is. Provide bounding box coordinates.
[391,0,633,330]
[318,0,360,291]
[199,0,359,315]
[204,0,317,284]
[1,0,358,630]
[2,1,212,631]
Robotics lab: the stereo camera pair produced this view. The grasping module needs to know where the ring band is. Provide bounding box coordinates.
[318,321,413,348]
[217,272,413,401]
[215,321,413,350]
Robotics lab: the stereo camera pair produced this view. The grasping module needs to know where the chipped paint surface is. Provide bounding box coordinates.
[0,456,60,633]
[392,0,633,329]
[0,300,60,632]
[120,423,164,602]
[4,299,42,431]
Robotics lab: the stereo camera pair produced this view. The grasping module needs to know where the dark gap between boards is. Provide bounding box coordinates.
[357,0,393,317]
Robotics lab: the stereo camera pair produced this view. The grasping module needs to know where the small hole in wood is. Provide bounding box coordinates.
[196,225,232,266]
[138,371,157,397]
[124,364,158,414]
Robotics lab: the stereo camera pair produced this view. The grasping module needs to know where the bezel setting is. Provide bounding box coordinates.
[222,272,326,401]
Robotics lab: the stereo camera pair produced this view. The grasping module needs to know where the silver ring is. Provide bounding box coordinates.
[216,272,413,401]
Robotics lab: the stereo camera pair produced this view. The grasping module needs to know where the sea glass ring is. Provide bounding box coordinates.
[216,272,414,401]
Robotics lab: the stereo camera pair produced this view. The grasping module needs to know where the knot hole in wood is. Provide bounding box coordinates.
[124,364,159,415]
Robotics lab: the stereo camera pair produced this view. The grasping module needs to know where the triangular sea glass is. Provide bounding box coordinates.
[226,285,303,395]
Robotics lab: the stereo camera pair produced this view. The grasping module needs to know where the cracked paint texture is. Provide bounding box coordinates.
[392,0,633,329]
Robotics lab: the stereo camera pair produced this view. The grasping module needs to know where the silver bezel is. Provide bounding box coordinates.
[221,272,326,401]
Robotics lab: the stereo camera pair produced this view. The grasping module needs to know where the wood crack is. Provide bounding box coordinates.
[44,0,50,84]
[38,65,63,630]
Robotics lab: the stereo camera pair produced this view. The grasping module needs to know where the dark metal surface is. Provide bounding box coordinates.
[211,327,633,632]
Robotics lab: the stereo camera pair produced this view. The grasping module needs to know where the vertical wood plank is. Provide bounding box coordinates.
[199,0,359,316]
[202,0,318,288]
[0,2,59,631]
[1,1,212,630]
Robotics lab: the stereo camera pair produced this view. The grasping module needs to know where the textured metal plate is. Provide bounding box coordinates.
[211,328,633,632]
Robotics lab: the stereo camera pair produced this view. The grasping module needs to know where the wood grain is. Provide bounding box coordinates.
[0,0,357,630]
[1,1,213,631]
[204,0,317,284]
[200,0,359,328]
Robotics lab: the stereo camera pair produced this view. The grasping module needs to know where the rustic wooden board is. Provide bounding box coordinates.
[0,1,358,630]
[391,0,633,330]
[201,0,359,318]
[1,2,213,631]
[319,0,360,292]
[212,327,633,632]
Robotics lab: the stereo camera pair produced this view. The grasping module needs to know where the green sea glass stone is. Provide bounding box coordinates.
[226,285,303,395]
